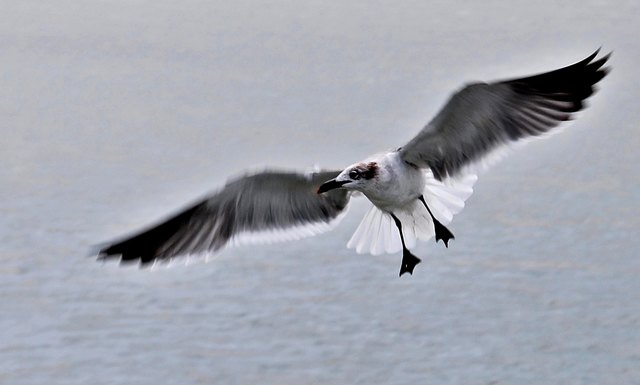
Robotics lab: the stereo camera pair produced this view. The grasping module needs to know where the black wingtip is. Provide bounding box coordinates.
[587,53,611,72]
[93,200,208,267]
[94,242,123,263]
[591,47,613,61]
[581,48,600,65]
[584,48,613,64]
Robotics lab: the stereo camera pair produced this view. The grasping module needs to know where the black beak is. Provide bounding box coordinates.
[317,179,348,194]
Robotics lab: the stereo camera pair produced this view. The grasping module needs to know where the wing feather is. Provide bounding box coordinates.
[98,170,350,265]
[400,50,610,180]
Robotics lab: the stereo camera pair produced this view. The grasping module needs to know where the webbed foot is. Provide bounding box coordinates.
[399,249,422,277]
[418,195,455,248]
[433,218,454,247]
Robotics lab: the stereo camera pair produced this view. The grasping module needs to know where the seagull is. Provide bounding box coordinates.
[97,50,610,276]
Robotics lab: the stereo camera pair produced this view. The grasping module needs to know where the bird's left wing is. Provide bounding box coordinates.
[97,170,350,265]
[400,50,610,180]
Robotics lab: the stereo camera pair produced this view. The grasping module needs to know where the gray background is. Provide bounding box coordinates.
[1,1,639,384]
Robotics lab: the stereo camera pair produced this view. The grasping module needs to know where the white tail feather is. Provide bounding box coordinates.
[347,171,477,255]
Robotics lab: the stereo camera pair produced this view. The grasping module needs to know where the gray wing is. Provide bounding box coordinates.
[97,170,349,265]
[400,50,610,180]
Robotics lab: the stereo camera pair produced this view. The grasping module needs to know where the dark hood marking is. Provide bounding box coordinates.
[357,162,378,180]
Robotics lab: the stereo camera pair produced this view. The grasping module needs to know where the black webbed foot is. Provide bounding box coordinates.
[391,212,422,277]
[418,195,455,248]
[399,248,422,277]
[433,218,455,248]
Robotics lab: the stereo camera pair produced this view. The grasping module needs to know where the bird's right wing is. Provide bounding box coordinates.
[400,50,610,180]
[97,170,350,265]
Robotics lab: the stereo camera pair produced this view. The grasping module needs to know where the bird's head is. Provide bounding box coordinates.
[317,161,379,194]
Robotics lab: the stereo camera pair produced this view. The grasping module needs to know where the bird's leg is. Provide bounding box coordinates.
[390,213,421,277]
[419,195,454,247]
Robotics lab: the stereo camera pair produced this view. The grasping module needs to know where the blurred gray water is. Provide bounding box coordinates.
[1,1,639,384]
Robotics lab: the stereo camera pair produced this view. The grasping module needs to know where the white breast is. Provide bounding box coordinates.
[348,160,478,255]
[361,151,425,211]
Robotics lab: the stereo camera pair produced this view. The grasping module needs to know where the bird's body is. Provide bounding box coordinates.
[320,150,475,273]
[347,151,425,211]
[97,50,610,276]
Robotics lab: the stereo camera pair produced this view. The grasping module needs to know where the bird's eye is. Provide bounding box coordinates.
[349,170,360,180]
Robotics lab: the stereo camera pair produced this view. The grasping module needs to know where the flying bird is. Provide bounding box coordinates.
[98,50,610,276]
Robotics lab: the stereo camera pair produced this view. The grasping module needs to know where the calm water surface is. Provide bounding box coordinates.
[1,1,639,384]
